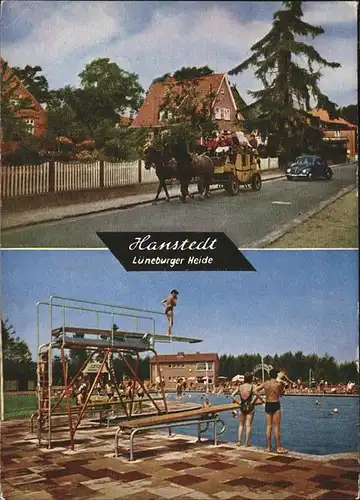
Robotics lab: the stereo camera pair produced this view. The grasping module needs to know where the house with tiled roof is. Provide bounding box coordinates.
[310,108,357,158]
[130,73,244,133]
[150,351,220,389]
[0,57,47,139]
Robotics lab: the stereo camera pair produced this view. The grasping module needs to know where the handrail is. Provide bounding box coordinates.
[49,295,164,316]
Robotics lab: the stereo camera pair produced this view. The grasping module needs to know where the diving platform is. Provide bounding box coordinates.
[51,326,202,350]
[36,296,203,450]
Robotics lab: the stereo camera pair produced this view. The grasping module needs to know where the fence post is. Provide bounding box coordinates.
[99,160,104,188]
[49,160,55,192]
[138,159,142,184]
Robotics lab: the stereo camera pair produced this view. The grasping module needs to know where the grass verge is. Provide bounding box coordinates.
[269,190,358,248]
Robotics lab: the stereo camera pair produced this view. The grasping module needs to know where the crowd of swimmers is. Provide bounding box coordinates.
[73,374,146,406]
[214,377,358,396]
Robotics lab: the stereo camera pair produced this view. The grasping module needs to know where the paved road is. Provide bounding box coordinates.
[2,163,357,248]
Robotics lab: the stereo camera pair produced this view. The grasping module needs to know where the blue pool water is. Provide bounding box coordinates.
[165,393,359,455]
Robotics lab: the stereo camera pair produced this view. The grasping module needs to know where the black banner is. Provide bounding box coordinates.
[97,232,256,272]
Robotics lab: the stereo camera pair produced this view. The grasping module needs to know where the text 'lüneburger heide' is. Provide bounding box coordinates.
[129,235,217,267]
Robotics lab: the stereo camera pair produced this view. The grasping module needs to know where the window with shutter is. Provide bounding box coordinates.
[224,108,231,121]
[9,97,19,107]
[214,107,221,119]
[25,118,35,135]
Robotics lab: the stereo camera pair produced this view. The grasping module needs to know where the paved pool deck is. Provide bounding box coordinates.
[1,419,358,500]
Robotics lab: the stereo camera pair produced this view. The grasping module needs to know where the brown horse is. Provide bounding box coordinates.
[143,145,196,203]
[169,144,214,202]
[190,153,214,200]
[143,144,214,203]
[143,146,177,202]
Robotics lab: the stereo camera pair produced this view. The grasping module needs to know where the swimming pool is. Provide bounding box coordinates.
[165,393,359,455]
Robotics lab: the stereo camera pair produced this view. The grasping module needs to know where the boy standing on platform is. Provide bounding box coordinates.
[161,289,179,336]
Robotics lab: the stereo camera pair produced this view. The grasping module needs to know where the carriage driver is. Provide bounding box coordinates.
[161,289,179,337]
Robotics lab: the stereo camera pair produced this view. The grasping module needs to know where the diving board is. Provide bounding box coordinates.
[119,403,238,429]
[149,333,202,344]
[115,403,238,460]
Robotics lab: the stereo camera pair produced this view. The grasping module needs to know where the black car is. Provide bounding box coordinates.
[286,155,333,181]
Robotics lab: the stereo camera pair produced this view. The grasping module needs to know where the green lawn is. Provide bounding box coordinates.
[4,393,158,421]
[4,394,67,420]
[4,393,38,420]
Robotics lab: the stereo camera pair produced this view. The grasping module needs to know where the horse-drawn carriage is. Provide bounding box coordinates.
[143,140,262,203]
[202,148,262,196]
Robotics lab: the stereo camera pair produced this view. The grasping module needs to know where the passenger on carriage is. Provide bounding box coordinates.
[224,131,233,147]
[248,134,258,150]
[215,131,231,155]
[204,133,219,152]
[218,133,228,148]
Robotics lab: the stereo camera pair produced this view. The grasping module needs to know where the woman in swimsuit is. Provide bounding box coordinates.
[232,373,264,447]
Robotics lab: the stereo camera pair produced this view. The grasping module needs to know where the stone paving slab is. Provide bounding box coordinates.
[1,419,358,499]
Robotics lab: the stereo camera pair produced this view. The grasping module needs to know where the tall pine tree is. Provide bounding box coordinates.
[229,1,340,164]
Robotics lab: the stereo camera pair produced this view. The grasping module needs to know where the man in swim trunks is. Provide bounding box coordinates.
[161,289,178,336]
[255,369,288,454]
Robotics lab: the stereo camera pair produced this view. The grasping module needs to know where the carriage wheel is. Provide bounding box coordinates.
[225,174,239,196]
[251,173,262,191]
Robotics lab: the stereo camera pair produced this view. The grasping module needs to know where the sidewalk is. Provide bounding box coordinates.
[2,169,284,231]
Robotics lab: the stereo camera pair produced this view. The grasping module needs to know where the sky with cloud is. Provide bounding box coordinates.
[2,249,358,363]
[1,1,358,106]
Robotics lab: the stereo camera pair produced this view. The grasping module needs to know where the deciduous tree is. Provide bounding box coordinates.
[1,319,32,363]
[157,78,218,152]
[339,104,358,126]
[152,66,214,85]
[12,64,50,104]
[78,58,144,116]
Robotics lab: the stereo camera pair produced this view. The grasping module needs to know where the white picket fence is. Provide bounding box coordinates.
[55,161,100,191]
[140,161,159,184]
[1,160,161,198]
[1,163,50,197]
[1,157,278,198]
[104,160,139,187]
[260,157,279,170]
